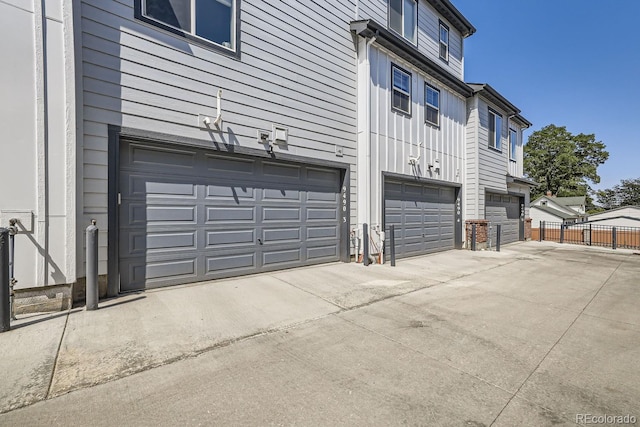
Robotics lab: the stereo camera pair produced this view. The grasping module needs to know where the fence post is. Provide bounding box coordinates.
[541,221,546,241]
[86,220,99,310]
[612,227,617,250]
[589,224,592,246]
[389,225,396,267]
[471,224,477,251]
[496,224,501,252]
[560,224,565,244]
[363,223,370,266]
[0,228,10,332]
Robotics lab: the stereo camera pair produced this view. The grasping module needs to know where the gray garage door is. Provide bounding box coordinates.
[384,179,456,259]
[119,141,342,291]
[485,193,521,245]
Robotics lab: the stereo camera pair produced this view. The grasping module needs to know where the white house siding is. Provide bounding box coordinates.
[464,97,479,219]
[358,0,464,80]
[360,43,466,244]
[588,218,640,228]
[590,207,640,221]
[529,207,564,228]
[79,0,359,274]
[0,0,77,289]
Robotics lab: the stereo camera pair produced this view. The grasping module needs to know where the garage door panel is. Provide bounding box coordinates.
[384,179,456,259]
[486,193,521,245]
[120,141,341,291]
[206,229,256,247]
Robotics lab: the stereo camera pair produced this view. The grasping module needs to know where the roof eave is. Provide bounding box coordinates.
[350,20,473,98]
[467,83,520,116]
[424,0,476,38]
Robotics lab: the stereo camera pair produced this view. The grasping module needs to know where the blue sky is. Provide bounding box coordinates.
[454,0,640,191]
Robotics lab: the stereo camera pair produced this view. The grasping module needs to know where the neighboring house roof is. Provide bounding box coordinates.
[467,83,520,116]
[425,0,476,37]
[531,205,579,220]
[350,20,473,97]
[585,216,640,225]
[531,195,585,217]
[553,196,586,207]
[588,205,640,218]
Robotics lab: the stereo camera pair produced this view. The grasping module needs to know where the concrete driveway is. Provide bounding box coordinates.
[0,242,638,426]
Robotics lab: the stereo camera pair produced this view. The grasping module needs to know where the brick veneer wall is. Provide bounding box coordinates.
[465,219,489,250]
[525,218,532,240]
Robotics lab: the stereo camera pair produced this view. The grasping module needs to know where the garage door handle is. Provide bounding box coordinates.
[258,238,263,245]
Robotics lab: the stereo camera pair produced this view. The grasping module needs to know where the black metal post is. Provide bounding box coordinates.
[471,224,477,251]
[389,225,396,267]
[86,220,99,310]
[0,228,10,332]
[589,224,592,246]
[541,221,546,241]
[612,227,617,250]
[560,224,565,244]
[363,223,370,266]
[496,224,501,252]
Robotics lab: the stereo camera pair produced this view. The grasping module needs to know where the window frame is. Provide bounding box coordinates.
[488,108,502,151]
[439,21,449,62]
[509,128,517,161]
[134,0,241,58]
[424,83,440,127]
[391,64,412,116]
[388,0,418,45]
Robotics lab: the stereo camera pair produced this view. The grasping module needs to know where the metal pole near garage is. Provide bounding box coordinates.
[86,220,99,310]
[363,223,370,266]
[541,221,545,241]
[495,224,501,252]
[471,224,477,251]
[0,228,10,332]
[589,224,592,246]
[612,227,617,250]
[560,224,565,244]
[389,225,396,267]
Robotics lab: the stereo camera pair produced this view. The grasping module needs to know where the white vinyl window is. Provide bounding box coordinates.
[392,65,411,115]
[509,128,517,161]
[425,84,440,126]
[389,0,417,44]
[141,0,236,51]
[488,108,502,151]
[439,22,449,61]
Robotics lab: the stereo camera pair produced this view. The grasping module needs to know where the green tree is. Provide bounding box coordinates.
[596,178,640,209]
[524,125,609,199]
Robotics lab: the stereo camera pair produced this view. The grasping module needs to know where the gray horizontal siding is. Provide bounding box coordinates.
[80,0,360,266]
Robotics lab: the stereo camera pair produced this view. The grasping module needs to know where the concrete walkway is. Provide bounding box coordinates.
[1,242,639,425]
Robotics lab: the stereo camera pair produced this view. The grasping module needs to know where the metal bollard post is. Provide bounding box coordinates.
[86,220,99,310]
[589,224,592,246]
[390,225,396,267]
[541,221,545,241]
[560,224,565,244]
[362,223,370,266]
[496,224,501,252]
[1,228,10,332]
[471,224,477,251]
[612,227,617,250]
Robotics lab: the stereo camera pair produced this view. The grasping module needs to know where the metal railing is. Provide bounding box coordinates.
[534,222,640,250]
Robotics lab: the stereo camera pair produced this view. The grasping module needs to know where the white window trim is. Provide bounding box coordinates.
[140,0,237,52]
[509,128,517,161]
[388,0,418,45]
[439,22,449,62]
[488,108,502,151]
[391,65,412,115]
[425,84,440,127]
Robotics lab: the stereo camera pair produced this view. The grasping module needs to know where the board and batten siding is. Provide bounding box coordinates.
[364,44,466,230]
[80,0,359,274]
[358,0,464,80]
[508,123,524,178]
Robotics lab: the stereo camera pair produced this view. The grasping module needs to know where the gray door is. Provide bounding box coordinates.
[384,179,456,259]
[119,141,342,291]
[485,193,521,245]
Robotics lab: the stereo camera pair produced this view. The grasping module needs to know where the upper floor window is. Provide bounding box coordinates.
[136,0,237,53]
[439,22,449,61]
[389,0,417,44]
[392,65,411,115]
[509,128,517,161]
[488,108,502,151]
[425,84,440,126]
